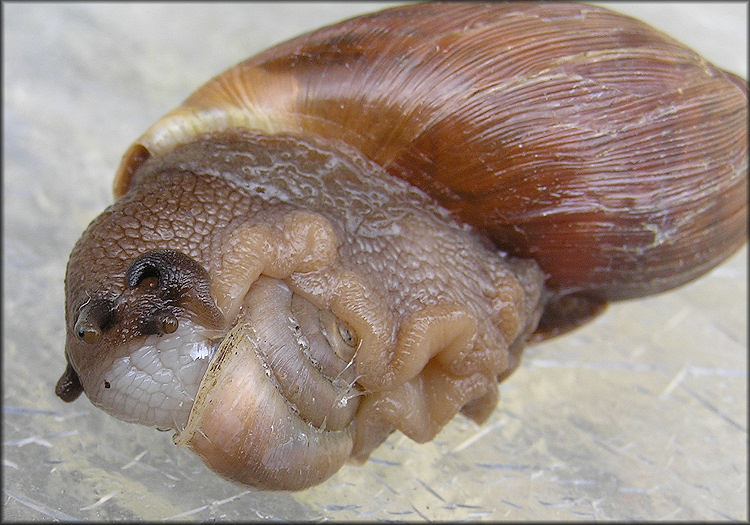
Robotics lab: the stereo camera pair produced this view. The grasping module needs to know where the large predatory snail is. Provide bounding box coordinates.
[56,2,747,490]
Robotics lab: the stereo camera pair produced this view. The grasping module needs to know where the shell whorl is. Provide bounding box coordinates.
[114,2,747,307]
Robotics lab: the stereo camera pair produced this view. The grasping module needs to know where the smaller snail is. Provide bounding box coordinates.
[56,2,747,490]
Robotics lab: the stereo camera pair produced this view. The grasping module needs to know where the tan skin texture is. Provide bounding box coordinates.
[57,3,746,490]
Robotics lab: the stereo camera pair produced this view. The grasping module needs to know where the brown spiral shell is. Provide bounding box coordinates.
[116,1,747,313]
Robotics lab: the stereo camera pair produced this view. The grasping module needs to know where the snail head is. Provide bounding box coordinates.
[58,197,225,431]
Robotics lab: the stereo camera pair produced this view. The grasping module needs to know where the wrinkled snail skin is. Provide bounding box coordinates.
[62,129,545,489]
[57,3,747,490]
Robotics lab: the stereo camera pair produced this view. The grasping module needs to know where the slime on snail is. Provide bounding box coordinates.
[56,2,747,490]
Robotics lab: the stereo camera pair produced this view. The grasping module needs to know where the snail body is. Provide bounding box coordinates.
[57,3,747,490]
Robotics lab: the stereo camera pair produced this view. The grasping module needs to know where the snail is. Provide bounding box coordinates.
[55,2,747,491]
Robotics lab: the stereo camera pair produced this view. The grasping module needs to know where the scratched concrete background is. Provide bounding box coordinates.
[3,2,747,521]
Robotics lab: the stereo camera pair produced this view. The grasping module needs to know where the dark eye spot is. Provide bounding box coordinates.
[104,380,111,389]
[337,321,358,348]
[77,324,102,344]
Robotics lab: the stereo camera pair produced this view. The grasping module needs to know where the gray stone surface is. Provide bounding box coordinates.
[3,2,747,521]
